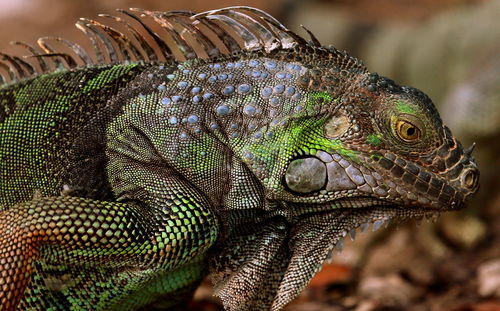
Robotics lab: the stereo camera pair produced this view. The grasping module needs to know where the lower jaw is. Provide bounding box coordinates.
[323,205,441,259]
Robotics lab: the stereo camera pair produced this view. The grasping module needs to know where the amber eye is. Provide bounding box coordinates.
[395,119,421,141]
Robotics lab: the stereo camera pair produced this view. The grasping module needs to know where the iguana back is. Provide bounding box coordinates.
[0,64,148,206]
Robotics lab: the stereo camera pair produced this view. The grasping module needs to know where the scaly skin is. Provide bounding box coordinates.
[0,7,479,311]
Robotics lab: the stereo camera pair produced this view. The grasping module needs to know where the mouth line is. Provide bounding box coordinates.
[291,195,444,218]
[338,201,442,223]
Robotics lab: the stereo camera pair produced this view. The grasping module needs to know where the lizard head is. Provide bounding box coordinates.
[217,55,480,311]
[279,72,479,212]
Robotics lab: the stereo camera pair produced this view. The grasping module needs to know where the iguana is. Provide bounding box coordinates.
[0,6,479,311]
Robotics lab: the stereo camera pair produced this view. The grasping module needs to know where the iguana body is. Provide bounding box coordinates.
[0,7,479,311]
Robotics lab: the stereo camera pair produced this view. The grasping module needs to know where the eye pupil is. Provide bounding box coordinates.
[395,119,421,142]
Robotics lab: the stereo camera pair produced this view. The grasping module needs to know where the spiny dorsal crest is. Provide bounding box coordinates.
[0,6,365,86]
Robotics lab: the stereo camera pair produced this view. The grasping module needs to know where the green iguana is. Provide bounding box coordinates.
[0,7,479,311]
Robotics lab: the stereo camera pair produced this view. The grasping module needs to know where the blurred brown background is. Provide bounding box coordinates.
[1,0,499,310]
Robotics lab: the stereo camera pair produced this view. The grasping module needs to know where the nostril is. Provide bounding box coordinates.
[462,169,479,190]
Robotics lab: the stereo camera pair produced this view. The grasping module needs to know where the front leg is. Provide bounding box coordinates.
[0,173,219,310]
